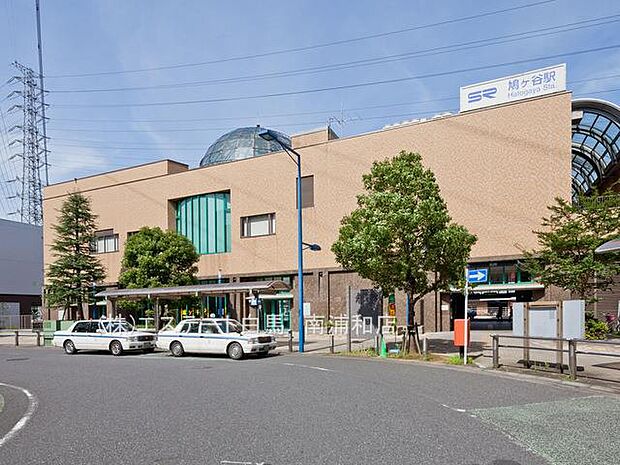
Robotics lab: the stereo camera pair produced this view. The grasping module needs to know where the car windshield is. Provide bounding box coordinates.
[216,320,243,333]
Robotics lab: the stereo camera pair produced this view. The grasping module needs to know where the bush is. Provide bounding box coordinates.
[585,312,608,340]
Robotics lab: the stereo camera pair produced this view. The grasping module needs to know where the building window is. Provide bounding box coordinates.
[296,175,314,208]
[176,191,231,255]
[91,230,119,254]
[241,213,276,237]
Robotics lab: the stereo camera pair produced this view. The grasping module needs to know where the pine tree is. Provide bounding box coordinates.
[46,193,106,319]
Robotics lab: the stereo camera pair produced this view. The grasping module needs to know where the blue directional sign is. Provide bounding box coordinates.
[467,268,488,284]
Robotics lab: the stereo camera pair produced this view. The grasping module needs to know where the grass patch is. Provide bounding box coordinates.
[339,347,378,357]
[445,354,475,365]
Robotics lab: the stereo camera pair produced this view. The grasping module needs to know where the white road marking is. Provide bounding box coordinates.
[0,382,38,449]
[282,362,333,372]
[440,403,467,413]
[221,461,269,465]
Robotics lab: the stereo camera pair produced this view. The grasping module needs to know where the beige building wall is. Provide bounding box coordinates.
[43,92,572,287]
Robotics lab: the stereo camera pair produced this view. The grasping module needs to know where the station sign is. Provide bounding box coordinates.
[467,268,488,284]
[460,64,566,112]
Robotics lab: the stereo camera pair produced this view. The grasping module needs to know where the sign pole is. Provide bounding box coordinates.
[463,267,469,365]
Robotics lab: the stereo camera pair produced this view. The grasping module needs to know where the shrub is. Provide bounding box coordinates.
[585,312,608,340]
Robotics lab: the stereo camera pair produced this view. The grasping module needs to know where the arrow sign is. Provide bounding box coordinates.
[467,268,488,283]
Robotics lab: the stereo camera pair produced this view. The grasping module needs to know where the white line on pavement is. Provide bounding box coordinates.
[0,382,38,449]
[282,362,333,372]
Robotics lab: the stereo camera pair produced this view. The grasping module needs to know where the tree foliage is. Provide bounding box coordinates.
[46,192,106,319]
[521,192,620,302]
[331,151,477,316]
[119,226,199,289]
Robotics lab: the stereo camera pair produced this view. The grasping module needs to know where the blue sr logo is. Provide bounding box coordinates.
[467,87,497,103]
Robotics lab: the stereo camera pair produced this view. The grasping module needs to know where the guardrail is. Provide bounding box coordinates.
[491,334,620,380]
[0,330,47,347]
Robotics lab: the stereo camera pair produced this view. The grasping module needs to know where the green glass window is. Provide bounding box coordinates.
[176,192,231,254]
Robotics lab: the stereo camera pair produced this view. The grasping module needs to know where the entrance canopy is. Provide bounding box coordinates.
[595,238,620,254]
[95,280,290,301]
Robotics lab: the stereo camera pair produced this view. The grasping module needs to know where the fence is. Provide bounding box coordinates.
[0,330,46,346]
[0,315,35,330]
[491,334,620,380]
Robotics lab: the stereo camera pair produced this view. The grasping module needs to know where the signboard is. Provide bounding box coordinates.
[467,268,488,284]
[460,64,566,112]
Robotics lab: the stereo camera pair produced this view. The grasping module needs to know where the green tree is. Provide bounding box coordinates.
[521,192,620,303]
[46,192,106,320]
[119,226,199,289]
[332,151,477,349]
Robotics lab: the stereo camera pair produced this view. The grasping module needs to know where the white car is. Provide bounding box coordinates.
[53,319,157,356]
[157,318,277,360]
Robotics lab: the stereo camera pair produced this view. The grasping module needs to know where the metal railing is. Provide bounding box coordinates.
[491,334,620,380]
[0,315,35,330]
[0,330,46,347]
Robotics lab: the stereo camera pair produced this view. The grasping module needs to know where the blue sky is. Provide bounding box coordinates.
[0,0,619,218]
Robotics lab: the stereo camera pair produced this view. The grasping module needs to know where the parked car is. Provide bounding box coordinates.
[53,318,157,356]
[157,318,276,360]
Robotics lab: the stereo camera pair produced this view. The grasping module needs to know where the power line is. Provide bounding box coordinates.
[44,0,555,79]
[43,72,620,127]
[48,96,460,124]
[50,44,620,109]
[47,109,459,150]
[48,14,620,94]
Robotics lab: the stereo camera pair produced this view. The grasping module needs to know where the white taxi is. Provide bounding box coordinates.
[53,318,157,356]
[157,318,277,360]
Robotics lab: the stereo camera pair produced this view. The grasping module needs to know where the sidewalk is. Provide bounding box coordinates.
[423,330,620,387]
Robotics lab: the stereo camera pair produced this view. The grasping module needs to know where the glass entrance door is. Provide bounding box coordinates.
[261,299,291,332]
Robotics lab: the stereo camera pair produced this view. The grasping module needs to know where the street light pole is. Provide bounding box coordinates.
[295,150,305,353]
[258,129,306,352]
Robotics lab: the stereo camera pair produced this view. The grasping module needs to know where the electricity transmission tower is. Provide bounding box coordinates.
[5,61,48,225]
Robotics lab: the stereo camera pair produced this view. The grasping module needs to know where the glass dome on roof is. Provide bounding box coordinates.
[199,126,291,167]
[571,99,620,200]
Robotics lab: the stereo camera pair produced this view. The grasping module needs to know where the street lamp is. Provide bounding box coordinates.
[258,128,314,352]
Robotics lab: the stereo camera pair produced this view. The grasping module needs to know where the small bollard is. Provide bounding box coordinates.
[375,334,380,354]
[422,336,428,356]
[492,334,500,369]
[36,331,42,347]
[287,330,293,352]
[15,330,19,347]
[330,334,335,354]
[568,339,577,380]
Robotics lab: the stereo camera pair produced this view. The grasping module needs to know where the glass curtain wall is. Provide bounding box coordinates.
[176,192,231,254]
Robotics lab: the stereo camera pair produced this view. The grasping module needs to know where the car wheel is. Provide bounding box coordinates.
[227,342,244,360]
[170,341,184,357]
[110,340,123,356]
[63,340,77,355]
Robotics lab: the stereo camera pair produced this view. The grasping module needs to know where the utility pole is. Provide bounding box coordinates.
[35,0,49,186]
[6,62,45,225]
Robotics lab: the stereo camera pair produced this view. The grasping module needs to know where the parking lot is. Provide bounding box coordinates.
[1,346,619,465]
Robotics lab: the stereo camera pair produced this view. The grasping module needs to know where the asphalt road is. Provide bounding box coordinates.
[0,346,618,465]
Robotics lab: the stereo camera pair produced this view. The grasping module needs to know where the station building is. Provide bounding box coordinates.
[42,71,620,331]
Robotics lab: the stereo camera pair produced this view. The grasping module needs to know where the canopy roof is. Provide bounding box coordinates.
[96,280,290,301]
[595,238,620,254]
